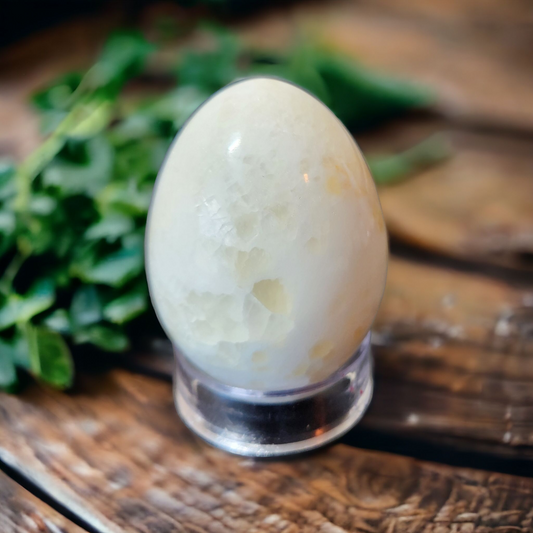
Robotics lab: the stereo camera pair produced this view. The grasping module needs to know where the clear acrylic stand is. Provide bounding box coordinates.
[173,332,374,457]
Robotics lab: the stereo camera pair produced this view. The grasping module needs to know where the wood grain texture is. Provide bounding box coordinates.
[0,469,83,533]
[369,258,533,446]
[377,133,533,269]
[377,258,533,354]
[2,370,533,533]
[356,0,533,26]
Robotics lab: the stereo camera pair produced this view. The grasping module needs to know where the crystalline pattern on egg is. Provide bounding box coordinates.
[146,77,387,391]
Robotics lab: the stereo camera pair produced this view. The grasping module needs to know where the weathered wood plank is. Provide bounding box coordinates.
[0,469,83,533]
[368,257,533,447]
[356,0,533,26]
[1,370,533,533]
[376,132,533,269]
[377,258,533,356]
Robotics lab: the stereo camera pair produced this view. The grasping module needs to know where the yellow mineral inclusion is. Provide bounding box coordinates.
[310,340,335,361]
[252,279,292,315]
[306,365,330,383]
[291,360,309,378]
[322,152,368,198]
[326,175,343,195]
[353,325,367,345]
[252,351,268,365]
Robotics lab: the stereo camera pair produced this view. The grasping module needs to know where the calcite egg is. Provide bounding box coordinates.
[146,77,387,391]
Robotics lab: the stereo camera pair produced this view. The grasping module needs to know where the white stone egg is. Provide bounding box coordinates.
[146,77,388,391]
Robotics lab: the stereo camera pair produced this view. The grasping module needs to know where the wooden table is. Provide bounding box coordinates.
[1,1,533,531]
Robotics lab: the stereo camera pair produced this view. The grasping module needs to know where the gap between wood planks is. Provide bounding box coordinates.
[0,464,93,533]
[389,242,533,289]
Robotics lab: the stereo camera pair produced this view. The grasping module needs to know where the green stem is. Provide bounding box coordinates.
[14,99,112,212]
[368,133,452,186]
[14,133,65,211]
[0,250,30,296]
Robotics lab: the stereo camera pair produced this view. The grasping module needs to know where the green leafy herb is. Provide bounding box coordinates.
[70,286,103,329]
[0,26,446,391]
[0,279,55,331]
[73,245,144,288]
[178,25,242,93]
[74,324,129,352]
[104,283,148,325]
[43,309,71,334]
[0,347,18,390]
[26,324,73,389]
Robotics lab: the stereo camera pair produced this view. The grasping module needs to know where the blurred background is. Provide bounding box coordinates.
[1,0,533,462]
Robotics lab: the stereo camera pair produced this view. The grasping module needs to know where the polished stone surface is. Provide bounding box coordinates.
[146,77,387,390]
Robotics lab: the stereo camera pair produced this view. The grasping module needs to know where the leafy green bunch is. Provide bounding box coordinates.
[0,26,443,391]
